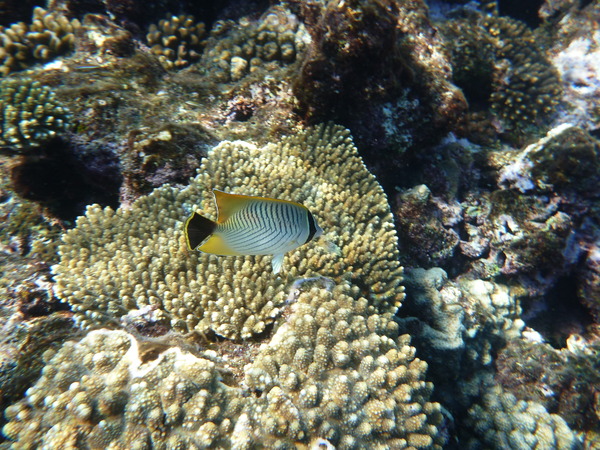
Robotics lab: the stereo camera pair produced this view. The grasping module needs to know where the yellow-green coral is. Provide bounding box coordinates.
[201,6,308,82]
[0,77,71,149]
[146,13,206,70]
[53,123,403,340]
[0,7,80,76]
[3,284,443,448]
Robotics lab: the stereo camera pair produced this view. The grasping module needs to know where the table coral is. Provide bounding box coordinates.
[53,123,404,340]
[0,7,80,76]
[0,77,71,149]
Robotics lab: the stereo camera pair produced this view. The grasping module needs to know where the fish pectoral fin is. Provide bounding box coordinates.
[319,237,342,256]
[271,253,285,274]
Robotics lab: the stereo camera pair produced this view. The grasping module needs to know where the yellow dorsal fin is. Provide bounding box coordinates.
[212,189,308,223]
[213,190,255,223]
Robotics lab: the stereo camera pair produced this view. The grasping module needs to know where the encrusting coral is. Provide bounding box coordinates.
[53,123,404,340]
[146,13,206,70]
[3,285,444,448]
[0,7,80,76]
[0,77,71,149]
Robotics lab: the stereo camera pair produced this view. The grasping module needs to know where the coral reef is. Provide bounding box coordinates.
[0,77,70,149]
[53,124,404,340]
[0,7,80,76]
[394,185,461,268]
[497,124,600,196]
[244,283,444,448]
[292,0,466,139]
[399,268,523,371]
[465,384,580,449]
[146,13,206,70]
[439,10,562,141]
[496,336,600,433]
[200,6,308,82]
[3,284,444,448]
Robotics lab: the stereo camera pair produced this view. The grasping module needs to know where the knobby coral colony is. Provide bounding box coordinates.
[2,124,447,447]
[439,11,561,136]
[0,77,71,149]
[0,7,80,76]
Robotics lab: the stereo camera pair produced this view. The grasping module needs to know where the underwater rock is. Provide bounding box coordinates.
[292,0,466,147]
[120,123,213,201]
[394,185,461,269]
[496,336,600,434]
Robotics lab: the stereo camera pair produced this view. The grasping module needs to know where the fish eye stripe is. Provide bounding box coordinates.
[306,212,318,243]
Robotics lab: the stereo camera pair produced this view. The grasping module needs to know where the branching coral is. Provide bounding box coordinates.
[0,7,80,76]
[0,77,71,149]
[245,282,443,448]
[53,124,404,340]
[2,329,245,448]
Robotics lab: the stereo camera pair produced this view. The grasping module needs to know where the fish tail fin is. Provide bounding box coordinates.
[185,212,217,250]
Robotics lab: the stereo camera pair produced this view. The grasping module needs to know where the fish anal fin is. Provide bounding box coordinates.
[271,253,285,274]
[198,233,240,256]
[185,212,216,250]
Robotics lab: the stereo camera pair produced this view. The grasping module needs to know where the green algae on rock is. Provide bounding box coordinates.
[53,124,404,340]
[0,77,71,149]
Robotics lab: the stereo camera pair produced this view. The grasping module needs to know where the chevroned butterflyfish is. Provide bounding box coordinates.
[184,190,323,274]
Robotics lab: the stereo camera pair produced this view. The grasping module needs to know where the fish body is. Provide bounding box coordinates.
[184,190,323,273]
